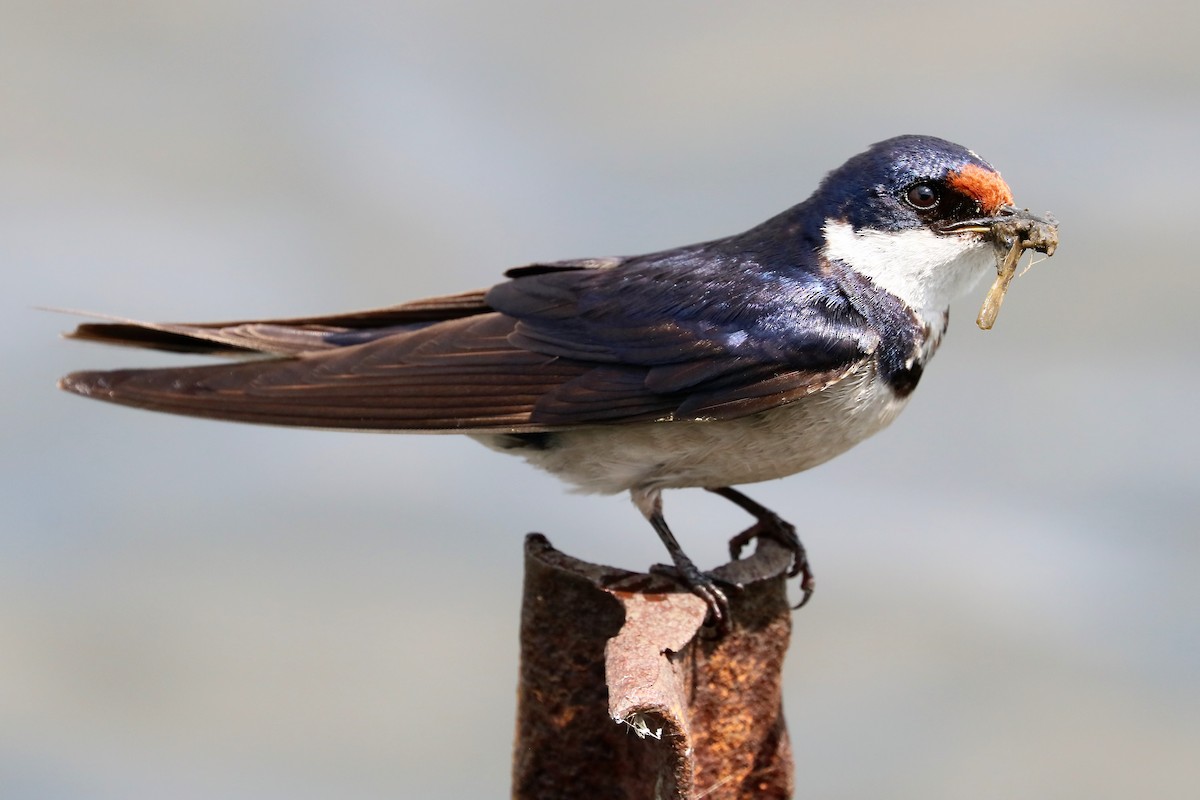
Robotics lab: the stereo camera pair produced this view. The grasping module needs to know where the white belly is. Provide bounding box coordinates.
[474,361,909,495]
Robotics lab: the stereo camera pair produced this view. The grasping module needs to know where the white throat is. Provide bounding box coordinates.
[822,219,994,323]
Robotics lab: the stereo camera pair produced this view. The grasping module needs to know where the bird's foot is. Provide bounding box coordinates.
[727,513,814,609]
[649,561,732,635]
[709,486,814,610]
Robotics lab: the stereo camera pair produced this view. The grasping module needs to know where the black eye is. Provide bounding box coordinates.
[905,182,939,210]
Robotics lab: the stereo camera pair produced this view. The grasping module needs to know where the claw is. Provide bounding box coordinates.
[649,562,732,634]
[709,486,816,610]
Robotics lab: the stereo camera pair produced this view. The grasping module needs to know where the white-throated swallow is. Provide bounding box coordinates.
[58,135,1058,628]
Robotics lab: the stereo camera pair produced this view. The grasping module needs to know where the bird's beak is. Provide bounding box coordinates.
[938,205,1059,258]
[940,205,1060,331]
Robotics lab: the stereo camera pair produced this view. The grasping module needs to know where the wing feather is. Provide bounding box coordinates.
[60,245,878,431]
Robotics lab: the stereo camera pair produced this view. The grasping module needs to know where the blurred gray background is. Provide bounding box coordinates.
[5,2,1198,798]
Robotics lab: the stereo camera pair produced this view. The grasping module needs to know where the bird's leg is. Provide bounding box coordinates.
[631,487,731,631]
[707,486,814,609]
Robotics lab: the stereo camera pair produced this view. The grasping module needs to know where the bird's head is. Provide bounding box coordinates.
[816,135,1056,322]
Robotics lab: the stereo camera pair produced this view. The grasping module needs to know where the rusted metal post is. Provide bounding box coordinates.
[513,533,795,799]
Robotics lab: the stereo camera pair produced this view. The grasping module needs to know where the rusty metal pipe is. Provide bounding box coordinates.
[513,534,795,799]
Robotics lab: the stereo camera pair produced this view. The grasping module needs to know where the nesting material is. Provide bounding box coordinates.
[977,211,1059,330]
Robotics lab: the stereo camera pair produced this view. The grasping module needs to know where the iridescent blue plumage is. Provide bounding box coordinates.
[59,133,1051,628]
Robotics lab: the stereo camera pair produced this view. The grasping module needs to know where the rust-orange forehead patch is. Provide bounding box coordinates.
[947,163,1013,215]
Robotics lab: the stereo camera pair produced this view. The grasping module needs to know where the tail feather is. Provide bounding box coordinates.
[55,290,493,356]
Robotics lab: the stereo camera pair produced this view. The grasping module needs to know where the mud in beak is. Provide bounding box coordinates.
[940,205,1059,330]
[939,205,1059,256]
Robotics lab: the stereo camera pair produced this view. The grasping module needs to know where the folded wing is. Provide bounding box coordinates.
[59,248,877,431]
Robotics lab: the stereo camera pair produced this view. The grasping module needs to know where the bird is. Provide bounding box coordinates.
[58,134,1057,629]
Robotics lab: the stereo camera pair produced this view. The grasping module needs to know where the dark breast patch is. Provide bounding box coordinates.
[887,360,923,398]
